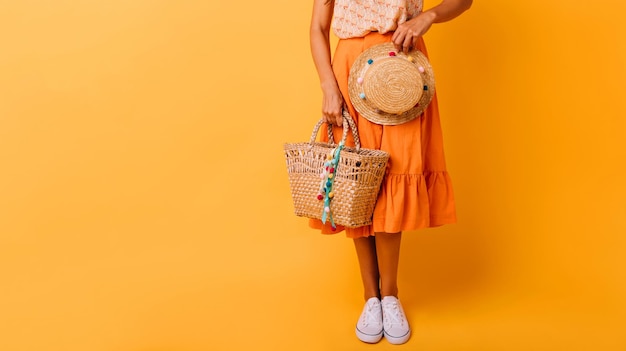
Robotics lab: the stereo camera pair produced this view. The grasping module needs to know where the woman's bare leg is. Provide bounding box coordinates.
[353,236,380,300]
[374,232,402,297]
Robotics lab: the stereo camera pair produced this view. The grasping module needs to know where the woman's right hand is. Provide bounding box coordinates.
[321,82,344,126]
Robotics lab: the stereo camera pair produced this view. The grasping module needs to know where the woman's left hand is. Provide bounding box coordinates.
[391,11,436,54]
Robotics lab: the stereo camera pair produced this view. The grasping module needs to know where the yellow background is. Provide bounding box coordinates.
[1,0,625,350]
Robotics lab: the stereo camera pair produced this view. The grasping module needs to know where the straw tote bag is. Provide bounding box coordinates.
[284,112,389,229]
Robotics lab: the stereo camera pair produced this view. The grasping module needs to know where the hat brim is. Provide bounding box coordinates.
[348,43,436,126]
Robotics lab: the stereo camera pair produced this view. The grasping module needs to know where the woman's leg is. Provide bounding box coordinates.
[374,232,402,297]
[353,232,402,299]
[374,232,410,344]
[353,236,380,300]
[354,233,407,344]
[354,236,385,343]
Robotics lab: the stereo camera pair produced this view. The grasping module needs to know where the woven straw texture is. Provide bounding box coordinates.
[284,115,389,228]
[348,42,435,125]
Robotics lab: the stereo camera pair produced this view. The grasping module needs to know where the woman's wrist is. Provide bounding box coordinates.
[419,9,438,24]
[420,0,472,24]
[320,80,340,92]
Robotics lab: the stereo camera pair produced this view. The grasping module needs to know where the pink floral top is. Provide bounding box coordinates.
[332,0,424,39]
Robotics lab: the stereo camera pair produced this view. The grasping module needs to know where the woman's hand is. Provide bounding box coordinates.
[321,82,344,126]
[392,0,473,53]
[391,11,436,53]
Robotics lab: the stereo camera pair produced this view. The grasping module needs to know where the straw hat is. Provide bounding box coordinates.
[348,42,435,125]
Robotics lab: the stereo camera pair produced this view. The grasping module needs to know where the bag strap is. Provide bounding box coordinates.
[309,110,361,150]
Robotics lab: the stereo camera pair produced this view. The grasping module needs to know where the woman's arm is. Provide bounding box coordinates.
[310,0,344,126]
[392,0,473,53]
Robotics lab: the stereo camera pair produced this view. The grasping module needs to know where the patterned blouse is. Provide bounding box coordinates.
[332,0,424,39]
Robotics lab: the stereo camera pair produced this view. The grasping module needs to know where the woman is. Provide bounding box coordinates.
[309,0,472,345]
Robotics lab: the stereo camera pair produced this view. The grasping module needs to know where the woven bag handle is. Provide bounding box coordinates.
[309,110,361,150]
[341,110,361,150]
[309,119,337,146]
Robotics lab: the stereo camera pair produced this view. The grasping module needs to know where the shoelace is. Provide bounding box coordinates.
[361,301,382,327]
[382,300,406,327]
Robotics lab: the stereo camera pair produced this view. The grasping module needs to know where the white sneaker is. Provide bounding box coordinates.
[355,297,383,343]
[381,296,411,344]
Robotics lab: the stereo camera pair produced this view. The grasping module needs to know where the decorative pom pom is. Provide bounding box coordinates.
[328,192,334,199]
[324,207,330,213]
[331,226,337,231]
[389,51,396,56]
[423,85,428,91]
[418,66,425,73]
[328,173,334,179]
[330,167,335,173]
[359,93,366,99]
[357,77,364,84]
[407,56,415,62]
[317,194,323,201]
[319,173,325,179]
[367,59,373,64]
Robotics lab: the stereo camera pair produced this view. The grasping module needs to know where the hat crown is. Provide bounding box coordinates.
[363,57,424,114]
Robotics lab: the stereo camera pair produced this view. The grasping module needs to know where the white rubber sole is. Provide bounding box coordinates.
[356,327,383,343]
[384,329,411,345]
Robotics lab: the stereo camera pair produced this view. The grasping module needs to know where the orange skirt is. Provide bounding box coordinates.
[310,32,456,238]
